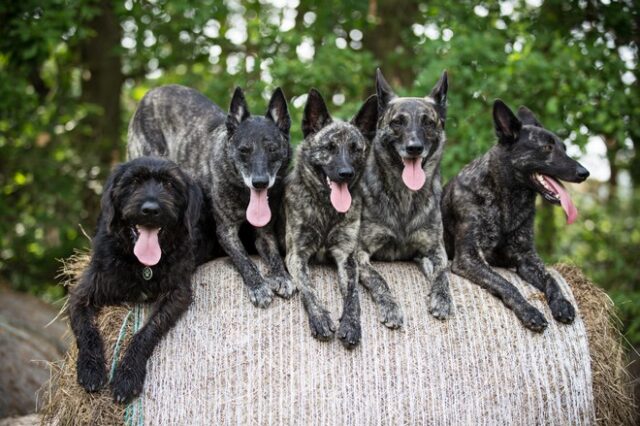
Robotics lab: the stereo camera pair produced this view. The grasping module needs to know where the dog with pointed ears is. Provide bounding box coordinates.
[357,69,453,329]
[128,84,294,308]
[284,89,378,348]
[441,100,589,331]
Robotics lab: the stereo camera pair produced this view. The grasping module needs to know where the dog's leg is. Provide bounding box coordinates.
[111,284,192,403]
[69,282,108,392]
[357,249,404,329]
[332,250,361,349]
[452,248,548,332]
[516,254,575,324]
[217,223,273,308]
[416,243,453,320]
[255,226,295,299]
[286,251,335,340]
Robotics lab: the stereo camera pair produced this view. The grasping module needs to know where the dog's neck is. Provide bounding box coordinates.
[487,146,537,207]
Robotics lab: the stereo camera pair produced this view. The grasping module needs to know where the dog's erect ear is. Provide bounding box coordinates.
[266,87,291,136]
[183,176,203,241]
[517,106,543,128]
[302,89,333,138]
[429,71,448,106]
[493,99,522,144]
[375,68,397,114]
[226,87,251,135]
[99,163,126,234]
[351,94,378,141]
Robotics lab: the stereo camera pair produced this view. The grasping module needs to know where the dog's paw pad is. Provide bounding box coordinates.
[248,284,273,308]
[76,356,107,392]
[378,298,404,329]
[429,291,452,320]
[111,367,144,404]
[265,274,296,299]
[337,317,361,349]
[549,298,575,324]
[520,306,548,332]
[309,311,335,341]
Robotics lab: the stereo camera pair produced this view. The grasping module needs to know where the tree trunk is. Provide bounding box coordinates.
[79,0,123,168]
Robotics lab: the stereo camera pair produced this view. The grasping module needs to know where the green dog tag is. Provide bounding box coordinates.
[142,267,153,281]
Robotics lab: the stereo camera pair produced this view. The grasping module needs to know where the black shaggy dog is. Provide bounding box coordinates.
[69,156,211,403]
[441,100,589,331]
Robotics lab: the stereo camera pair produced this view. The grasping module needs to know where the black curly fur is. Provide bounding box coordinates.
[68,156,217,404]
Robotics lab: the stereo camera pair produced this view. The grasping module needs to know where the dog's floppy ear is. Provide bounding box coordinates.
[351,94,378,141]
[266,87,291,136]
[429,71,448,125]
[493,99,522,144]
[517,106,543,128]
[99,163,126,234]
[375,68,397,114]
[183,176,203,241]
[226,87,251,135]
[302,89,332,138]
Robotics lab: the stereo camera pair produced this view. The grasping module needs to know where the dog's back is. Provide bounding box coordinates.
[127,84,225,175]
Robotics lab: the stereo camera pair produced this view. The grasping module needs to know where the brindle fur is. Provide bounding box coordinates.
[284,90,377,348]
[357,69,453,328]
[441,100,590,331]
[128,84,294,308]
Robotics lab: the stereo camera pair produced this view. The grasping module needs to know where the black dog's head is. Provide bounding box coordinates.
[493,100,590,223]
[225,87,291,227]
[300,89,378,212]
[375,68,448,191]
[99,157,202,265]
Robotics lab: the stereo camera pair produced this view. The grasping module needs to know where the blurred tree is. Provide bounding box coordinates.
[0,0,638,342]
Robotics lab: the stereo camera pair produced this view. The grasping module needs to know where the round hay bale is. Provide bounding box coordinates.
[42,255,636,425]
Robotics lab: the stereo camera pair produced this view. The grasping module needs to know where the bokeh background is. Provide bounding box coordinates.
[0,0,638,415]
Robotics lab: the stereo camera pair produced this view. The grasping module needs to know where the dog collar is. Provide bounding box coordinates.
[142,266,153,281]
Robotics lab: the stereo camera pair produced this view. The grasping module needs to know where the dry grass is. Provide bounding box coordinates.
[40,255,637,425]
[554,263,637,425]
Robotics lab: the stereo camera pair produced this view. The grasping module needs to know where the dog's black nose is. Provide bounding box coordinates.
[406,142,424,156]
[252,175,269,189]
[576,165,590,180]
[338,167,355,180]
[141,201,160,216]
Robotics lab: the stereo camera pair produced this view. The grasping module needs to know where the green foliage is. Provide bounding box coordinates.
[0,0,638,345]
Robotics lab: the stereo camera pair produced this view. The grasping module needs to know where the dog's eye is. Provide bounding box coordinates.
[350,141,359,152]
[239,146,251,155]
[326,142,337,152]
[267,144,278,153]
[543,144,554,153]
[390,117,405,128]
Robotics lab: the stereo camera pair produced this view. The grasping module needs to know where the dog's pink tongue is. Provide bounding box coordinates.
[133,227,161,266]
[247,188,271,227]
[402,158,426,191]
[329,181,352,213]
[542,175,578,225]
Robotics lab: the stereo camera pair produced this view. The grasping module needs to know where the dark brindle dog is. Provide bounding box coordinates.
[441,100,589,331]
[284,89,377,348]
[357,69,453,328]
[69,157,206,403]
[129,85,294,308]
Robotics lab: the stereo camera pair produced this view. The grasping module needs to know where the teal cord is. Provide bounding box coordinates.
[109,310,132,381]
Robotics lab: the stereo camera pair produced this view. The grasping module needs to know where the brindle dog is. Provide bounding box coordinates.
[441,100,589,331]
[284,89,377,348]
[357,69,453,329]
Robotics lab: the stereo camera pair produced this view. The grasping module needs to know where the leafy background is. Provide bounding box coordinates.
[1,0,638,345]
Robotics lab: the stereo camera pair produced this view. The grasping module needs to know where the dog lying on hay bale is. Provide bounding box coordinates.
[41,253,636,425]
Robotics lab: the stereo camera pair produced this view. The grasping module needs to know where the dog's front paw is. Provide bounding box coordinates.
[429,289,452,320]
[308,310,336,341]
[337,316,361,349]
[247,283,274,308]
[111,362,146,404]
[518,305,548,332]
[265,273,296,299]
[549,297,575,324]
[76,352,107,392]
[377,295,404,329]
